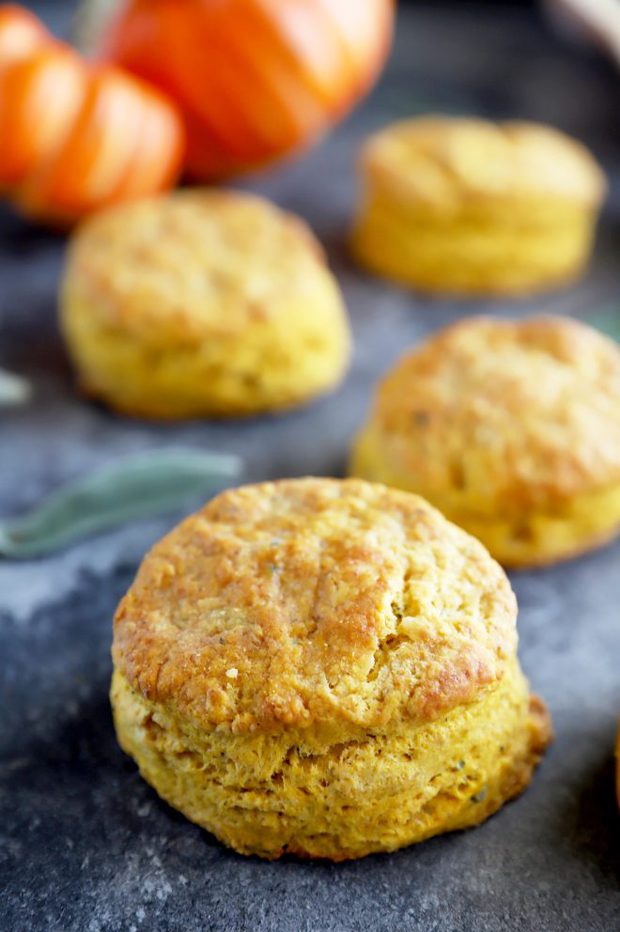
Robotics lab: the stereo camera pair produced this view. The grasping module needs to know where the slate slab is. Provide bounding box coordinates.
[1,3,619,930]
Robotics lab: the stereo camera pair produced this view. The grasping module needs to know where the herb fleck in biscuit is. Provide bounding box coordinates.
[61,190,351,417]
[351,316,620,567]
[351,116,606,295]
[111,477,550,861]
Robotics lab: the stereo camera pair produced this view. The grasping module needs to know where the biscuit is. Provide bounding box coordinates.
[111,477,550,860]
[350,316,620,567]
[351,117,606,295]
[61,190,351,417]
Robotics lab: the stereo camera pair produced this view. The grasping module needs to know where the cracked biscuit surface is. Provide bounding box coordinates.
[61,190,350,417]
[112,477,550,860]
[350,316,620,567]
[351,116,606,295]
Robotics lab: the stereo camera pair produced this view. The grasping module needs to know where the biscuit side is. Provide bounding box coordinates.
[111,657,551,860]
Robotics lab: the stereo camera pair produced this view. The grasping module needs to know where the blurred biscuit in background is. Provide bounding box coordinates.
[350,315,620,567]
[351,116,606,296]
[61,189,351,418]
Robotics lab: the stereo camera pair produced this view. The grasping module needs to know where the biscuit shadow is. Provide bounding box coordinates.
[562,750,620,889]
[2,681,231,861]
[3,684,122,785]
[0,203,67,253]
[2,298,70,381]
[317,227,358,275]
[507,533,620,581]
[82,384,346,434]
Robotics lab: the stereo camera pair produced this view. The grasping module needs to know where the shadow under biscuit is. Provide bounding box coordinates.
[563,750,620,889]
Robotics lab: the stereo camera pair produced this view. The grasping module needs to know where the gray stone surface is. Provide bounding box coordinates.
[1,3,619,930]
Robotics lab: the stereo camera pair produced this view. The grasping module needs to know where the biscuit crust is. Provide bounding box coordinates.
[112,478,550,859]
[359,117,605,210]
[350,316,620,567]
[351,117,606,295]
[113,478,516,733]
[61,190,351,417]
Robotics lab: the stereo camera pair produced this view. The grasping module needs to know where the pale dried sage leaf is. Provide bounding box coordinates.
[587,307,620,343]
[0,368,32,407]
[0,449,242,559]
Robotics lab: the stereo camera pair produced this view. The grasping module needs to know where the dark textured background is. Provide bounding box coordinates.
[1,3,619,930]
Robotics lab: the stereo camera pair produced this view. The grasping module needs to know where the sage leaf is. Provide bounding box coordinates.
[587,306,620,343]
[0,449,242,559]
[0,368,32,407]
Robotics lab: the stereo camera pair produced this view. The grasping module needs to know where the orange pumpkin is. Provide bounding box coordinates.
[0,4,185,226]
[98,0,394,179]
[0,4,49,65]
[0,46,85,189]
[16,65,185,225]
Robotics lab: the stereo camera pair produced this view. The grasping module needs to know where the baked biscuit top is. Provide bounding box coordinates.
[113,478,516,733]
[361,117,606,209]
[369,316,620,510]
[65,190,336,344]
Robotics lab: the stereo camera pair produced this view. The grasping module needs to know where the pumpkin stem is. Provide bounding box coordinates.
[73,0,122,55]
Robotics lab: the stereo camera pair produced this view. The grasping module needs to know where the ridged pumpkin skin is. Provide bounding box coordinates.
[97,0,394,179]
[0,3,185,226]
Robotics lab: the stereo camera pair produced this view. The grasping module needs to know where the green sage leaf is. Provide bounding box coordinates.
[0,449,242,559]
[0,368,32,407]
[586,306,620,342]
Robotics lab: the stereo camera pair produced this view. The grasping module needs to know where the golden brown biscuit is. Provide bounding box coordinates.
[61,190,351,417]
[350,316,620,567]
[351,116,606,295]
[111,477,550,860]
